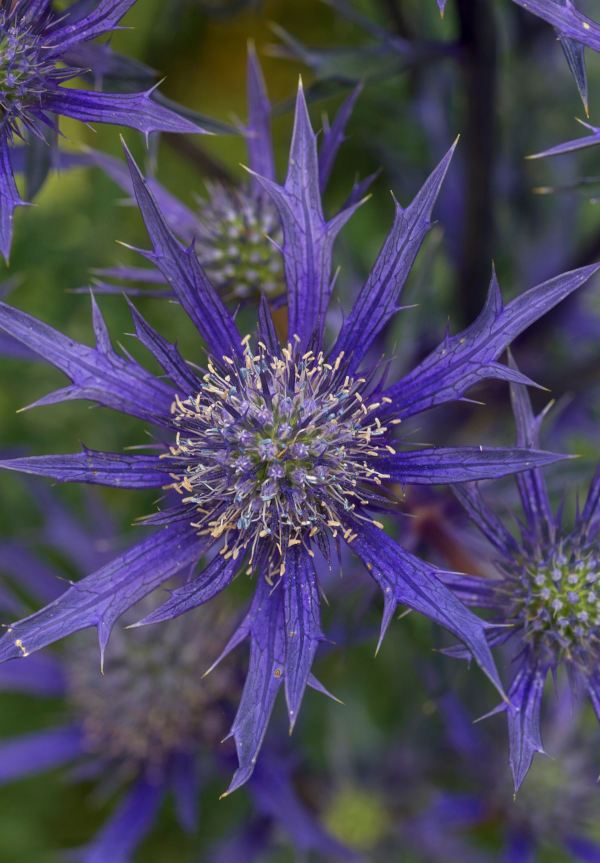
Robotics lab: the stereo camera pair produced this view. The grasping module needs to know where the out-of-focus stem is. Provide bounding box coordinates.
[378,0,412,38]
[456,0,498,327]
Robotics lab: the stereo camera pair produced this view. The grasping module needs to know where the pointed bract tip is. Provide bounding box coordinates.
[575,116,597,132]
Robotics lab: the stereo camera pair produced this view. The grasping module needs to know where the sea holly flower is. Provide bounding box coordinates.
[511,0,600,112]
[0,491,351,862]
[448,372,600,789]
[0,83,597,792]
[0,0,209,260]
[85,47,367,305]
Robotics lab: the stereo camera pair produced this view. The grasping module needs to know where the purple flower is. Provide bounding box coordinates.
[85,48,366,305]
[450,370,600,789]
[0,0,207,260]
[0,82,597,792]
[0,487,354,863]
[88,172,286,302]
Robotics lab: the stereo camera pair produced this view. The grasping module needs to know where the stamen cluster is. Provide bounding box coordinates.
[167,338,396,571]
[196,184,284,300]
[503,544,600,664]
[66,605,233,773]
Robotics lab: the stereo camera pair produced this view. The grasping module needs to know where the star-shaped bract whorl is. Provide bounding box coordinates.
[84,48,367,306]
[451,372,600,790]
[0,83,598,792]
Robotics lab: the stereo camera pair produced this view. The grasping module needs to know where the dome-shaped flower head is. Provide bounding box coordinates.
[0,487,355,862]
[0,82,598,792]
[86,46,368,305]
[450,372,600,790]
[0,0,208,260]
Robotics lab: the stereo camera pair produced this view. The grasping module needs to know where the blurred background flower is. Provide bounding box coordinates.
[0,483,354,862]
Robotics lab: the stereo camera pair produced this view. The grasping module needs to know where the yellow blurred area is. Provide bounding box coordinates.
[325,785,391,851]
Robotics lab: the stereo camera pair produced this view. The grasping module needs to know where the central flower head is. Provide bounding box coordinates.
[506,544,600,664]
[167,337,395,571]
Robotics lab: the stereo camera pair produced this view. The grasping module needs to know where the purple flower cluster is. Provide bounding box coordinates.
[0,1,598,858]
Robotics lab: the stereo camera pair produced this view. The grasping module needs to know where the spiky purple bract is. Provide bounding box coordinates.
[512,0,600,112]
